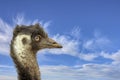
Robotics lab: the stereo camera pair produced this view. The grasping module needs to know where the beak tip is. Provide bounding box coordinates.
[54,44,62,48]
[58,45,63,48]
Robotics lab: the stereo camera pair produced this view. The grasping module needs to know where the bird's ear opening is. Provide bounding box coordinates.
[22,37,27,45]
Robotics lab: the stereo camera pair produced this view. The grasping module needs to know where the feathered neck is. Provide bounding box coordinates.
[10,35,41,80]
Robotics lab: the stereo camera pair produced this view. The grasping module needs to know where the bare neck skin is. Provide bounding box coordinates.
[10,35,41,80]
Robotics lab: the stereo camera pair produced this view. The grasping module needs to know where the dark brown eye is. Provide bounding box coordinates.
[35,35,41,42]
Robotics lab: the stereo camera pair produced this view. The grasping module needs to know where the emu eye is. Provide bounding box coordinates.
[35,35,41,42]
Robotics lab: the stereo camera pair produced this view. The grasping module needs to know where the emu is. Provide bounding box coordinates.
[10,23,62,80]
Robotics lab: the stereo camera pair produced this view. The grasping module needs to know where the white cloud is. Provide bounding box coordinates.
[13,14,32,25]
[0,65,17,80]
[41,63,120,80]
[71,26,81,39]
[101,50,120,61]
[83,36,111,51]
[13,14,52,30]
[0,18,13,55]
[1,64,120,80]
[40,30,99,61]
[41,32,98,61]
[0,75,17,80]
[0,65,13,68]
[83,30,111,52]
[101,50,120,64]
[79,53,98,61]
[40,26,98,61]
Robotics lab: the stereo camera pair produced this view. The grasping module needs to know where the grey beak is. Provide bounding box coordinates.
[47,38,63,48]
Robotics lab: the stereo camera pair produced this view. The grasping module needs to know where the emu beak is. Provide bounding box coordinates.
[47,38,62,48]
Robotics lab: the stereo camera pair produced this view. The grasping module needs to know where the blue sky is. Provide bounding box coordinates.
[0,0,120,80]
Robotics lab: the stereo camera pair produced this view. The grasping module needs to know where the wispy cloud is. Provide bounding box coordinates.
[13,14,35,25]
[0,15,118,62]
[79,53,98,61]
[83,31,111,52]
[101,50,120,64]
[43,34,80,56]
[43,33,98,61]
[0,18,13,55]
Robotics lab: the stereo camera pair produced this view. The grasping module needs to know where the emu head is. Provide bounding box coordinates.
[12,23,62,52]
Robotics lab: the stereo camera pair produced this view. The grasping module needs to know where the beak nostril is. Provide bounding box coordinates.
[53,42,57,44]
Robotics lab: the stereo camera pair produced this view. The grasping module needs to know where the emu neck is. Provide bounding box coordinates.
[17,50,40,80]
[11,36,41,80]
